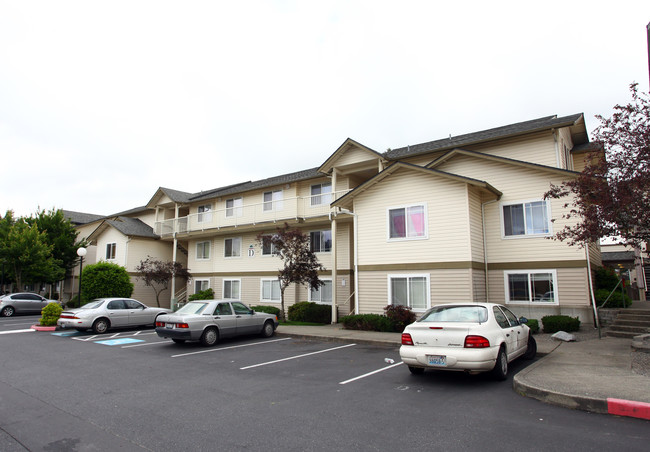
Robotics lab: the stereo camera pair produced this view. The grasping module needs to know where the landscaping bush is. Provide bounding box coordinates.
[40,302,63,326]
[251,305,281,317]
[384,305,416,332]
[594,266,620,291]
[188,288,214,301]
[541,315,580,334]
[340,314,395,332]
[594,288,632,308]
[288,301,331,324]
[524,318,540,334]
[80,262,134,302]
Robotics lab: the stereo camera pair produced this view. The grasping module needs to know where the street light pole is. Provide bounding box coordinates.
[77,247,87,307]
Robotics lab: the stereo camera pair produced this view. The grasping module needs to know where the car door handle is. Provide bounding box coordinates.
[213,316,221,319]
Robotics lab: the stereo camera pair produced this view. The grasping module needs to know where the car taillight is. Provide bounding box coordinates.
[60,314,79,319]
[176,323,190,329]
[155,321,165,327]
[401,333,414,346]
[464,335,490,348]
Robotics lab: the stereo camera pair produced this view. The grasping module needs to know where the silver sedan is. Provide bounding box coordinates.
[57,298,172,333]
[0,293,60,317]
[155,300,279,346]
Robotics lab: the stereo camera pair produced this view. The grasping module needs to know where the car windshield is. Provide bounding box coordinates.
[420,305,488,323]
[176,302,208,315]
[80,300,105,310]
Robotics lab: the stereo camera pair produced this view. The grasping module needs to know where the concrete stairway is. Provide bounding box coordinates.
[606,309,650,339]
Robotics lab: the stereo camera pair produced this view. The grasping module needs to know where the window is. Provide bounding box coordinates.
[196,241,211,260]
[106,243,116,260]
[504,270,557,304]
[225,197,243,217]
[263,190,283,211]
[311,182,332,206]
[194,279,209,293]
[261,279,281,302]
[310,230,332,253]
[502,200,550,237]
[261,235,279,256]
[197,204,212,222]
[389,275,429,310]
[223,279,240,299]
[310,280,332,304]
[224,237,241,258]
[213,303,233,316]
[388,204,427,240]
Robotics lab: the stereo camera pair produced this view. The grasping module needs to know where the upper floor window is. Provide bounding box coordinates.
[310,230,332,253]
[106,243,116,260]
[226,197,243,217]
[225,237,242,258]
[504,270,557,304]
[263,190,283,211]
[261,235,279,256]
[502,200,550,237]
[388,204,427,240]
[311,182,332,206]
[197,204,212,223]
[196,241,211,260]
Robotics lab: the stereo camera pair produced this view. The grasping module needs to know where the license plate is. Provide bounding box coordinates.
[166,323,173,329]
[427,355,446,366]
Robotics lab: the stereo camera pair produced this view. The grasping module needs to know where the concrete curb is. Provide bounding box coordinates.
[30,325,57,331]
[275,330,400,347]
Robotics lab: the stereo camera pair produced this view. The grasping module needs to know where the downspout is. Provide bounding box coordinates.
[552,129,561,168]
[585,243,601,338]
[338,208,359,315]
[170,202,180,311]
[481,199,498,302]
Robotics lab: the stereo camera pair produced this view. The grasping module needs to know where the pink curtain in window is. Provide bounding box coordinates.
[408,206,425,236]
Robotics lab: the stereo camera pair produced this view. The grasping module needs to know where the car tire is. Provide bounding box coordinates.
[491,346,508,381]
[1,306,15,317]
[408,366,424,375]
[260,321,275,338]
[523,335,537,360]
[172,339,185,344]
[200,327,218,346]
[92,318,110,334]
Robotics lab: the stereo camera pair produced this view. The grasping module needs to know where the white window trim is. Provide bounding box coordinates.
[222,278,241,300]
[500,199,552,239]
[503,269,559,305]
[387,274,430,312]
[194,279,210,293]
[310,229,332,253]
[310,182,332,207]
[225,197,243,218]
[386,203,429,242]
[196,241,211,260]
[224,237,242,258]
[260,278,281,303]
[105,243,117,260]
[308,278,333,304]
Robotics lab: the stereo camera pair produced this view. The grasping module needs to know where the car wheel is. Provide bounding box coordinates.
[92,318,110,334]
[523,335,537,360]
[408,366,424,375]
[1,306,15,317]
[200,327,218,346]
[260,321,275,338]
[491,346,508,381]
[172,339,185,344]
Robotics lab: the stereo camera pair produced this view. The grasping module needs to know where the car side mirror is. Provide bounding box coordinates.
[519,316,528,325]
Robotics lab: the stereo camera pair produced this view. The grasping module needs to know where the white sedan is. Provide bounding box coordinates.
[399,303,536,380]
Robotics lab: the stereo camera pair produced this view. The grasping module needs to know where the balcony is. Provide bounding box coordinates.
[154,190,350,237]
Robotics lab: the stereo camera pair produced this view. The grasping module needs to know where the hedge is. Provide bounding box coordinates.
[288,302,331,324]
[541,315,580,334]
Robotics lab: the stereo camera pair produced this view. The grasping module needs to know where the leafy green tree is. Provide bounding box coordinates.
[135,256,191,307]
[80,262,134,303]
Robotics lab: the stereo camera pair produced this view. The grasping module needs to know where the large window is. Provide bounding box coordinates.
[225,197,243,217]
[502,200,550,237]
[261,279,281,302]
[106,243,116,260]
[263,190,283,211]
[504,270,557,304]
[196,241,211,260]
[310,230,332,253]
[310,280,332,304]
[197,204,212,223]
[261,235,279,256]
[389,275,429,310]
[311,182,332,206]
[224,237,242,258]
[388,204,427,240]
[223,279,241,299]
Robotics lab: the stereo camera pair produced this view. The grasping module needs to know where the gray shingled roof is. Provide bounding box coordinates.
[158,187,194,204]
[108,206,150,217]
[62,210,106,225]
[104,217,158,239]
[385,114,584,160]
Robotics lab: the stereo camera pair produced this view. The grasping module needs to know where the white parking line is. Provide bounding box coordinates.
[0,329,35,335]
[122,341,170,348]
[171,338,292,358]
[72,331,157,342]
[339,362,404,385]
[240,343,356,370]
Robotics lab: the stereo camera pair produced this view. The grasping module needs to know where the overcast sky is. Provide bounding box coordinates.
[1,1,649,219]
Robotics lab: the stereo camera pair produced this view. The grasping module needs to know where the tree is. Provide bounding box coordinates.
[545,83,650,247]
[135,256,191,307]
[80,262,134,303]
[257,223,324,319]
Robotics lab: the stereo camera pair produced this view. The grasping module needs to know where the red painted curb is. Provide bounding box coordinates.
[31,325,57,331]
[607,398,650,420]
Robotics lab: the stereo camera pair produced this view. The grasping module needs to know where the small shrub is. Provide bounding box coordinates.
[541,315,580,334]
[40,302,63,326]
[288,301,331,324]
[524,318,540,334]
[594,288,632,308]
[594,266,620,291]
[340,314,395,332]
[384,305,416,332]
[251,305,281,317]
[188,288,214,301]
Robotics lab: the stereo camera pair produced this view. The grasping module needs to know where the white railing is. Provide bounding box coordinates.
[154,190,350,236]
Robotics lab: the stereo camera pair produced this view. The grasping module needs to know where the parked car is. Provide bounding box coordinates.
[399,302,536,380]
[0,293,60,317]
[155,300,279,346]
[57,298,172,333]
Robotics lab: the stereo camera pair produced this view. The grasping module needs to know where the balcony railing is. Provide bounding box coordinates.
[154,190,350,237]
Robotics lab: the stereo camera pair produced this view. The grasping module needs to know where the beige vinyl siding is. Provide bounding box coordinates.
[334,221,352,270]
[430,269,474,304]
[126,239,173,272]
[572,152,588,173]
[96,228,127,266]
[588,241,602,267]
[471,268,487,302]
[557,127,574,170]
[335,147,379,167]
[130,279,168,308]
[464,132,558,168]
[468,187,485,262]
[358,271,390,314]
[126,210,156,228]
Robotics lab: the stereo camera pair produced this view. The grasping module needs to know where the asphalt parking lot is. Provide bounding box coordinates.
[1,315,649,452]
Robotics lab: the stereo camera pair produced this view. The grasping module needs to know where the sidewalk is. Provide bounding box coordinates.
[275,324,650,420]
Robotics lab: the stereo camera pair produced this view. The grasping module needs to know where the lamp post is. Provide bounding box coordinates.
[77,247,87,306]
